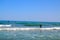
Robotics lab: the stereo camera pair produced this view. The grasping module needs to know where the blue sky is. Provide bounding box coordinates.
[0,0,60,22]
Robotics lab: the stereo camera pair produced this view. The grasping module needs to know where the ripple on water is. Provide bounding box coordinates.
[0,30,60,40]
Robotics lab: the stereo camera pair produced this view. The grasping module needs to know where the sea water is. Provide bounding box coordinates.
[0,30,60,40]
[0,21,60,40]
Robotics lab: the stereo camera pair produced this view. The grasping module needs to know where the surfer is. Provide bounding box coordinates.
[40,24,42,28]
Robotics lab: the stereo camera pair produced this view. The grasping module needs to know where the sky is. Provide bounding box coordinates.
[0,0,60,22]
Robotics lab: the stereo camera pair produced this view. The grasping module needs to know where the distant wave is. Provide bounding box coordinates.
[0,27,60,31]
[0,25,11,27]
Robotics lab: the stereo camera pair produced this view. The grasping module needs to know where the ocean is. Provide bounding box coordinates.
[0,21,60,40]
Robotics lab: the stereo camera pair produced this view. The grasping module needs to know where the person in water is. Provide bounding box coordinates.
[40,24,42,28]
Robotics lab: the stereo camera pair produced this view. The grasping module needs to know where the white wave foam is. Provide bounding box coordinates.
[0,27,60,31]
[0,25,11,27]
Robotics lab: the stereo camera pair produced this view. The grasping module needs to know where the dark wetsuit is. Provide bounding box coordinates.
[40,25,42,28]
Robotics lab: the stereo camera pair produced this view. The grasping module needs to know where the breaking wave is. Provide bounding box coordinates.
[0,27,60,31]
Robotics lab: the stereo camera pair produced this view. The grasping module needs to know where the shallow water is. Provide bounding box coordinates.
[0,30,60,40]
[0,21,60,40]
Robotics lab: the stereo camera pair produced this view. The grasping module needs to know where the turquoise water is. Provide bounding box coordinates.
[0,30,60,40]
[0,21,60,27]
[0,21,60,40]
